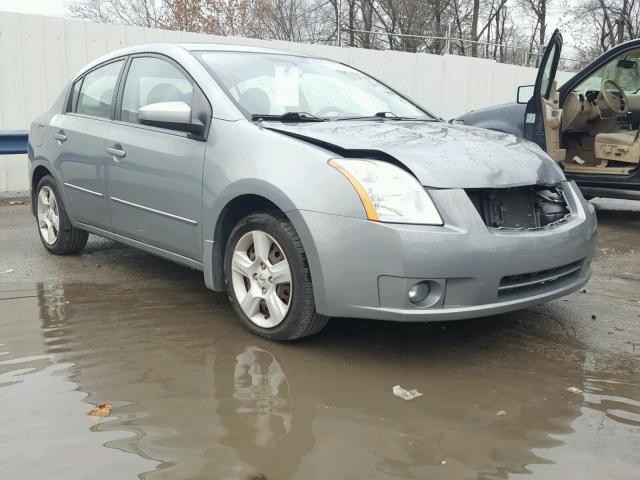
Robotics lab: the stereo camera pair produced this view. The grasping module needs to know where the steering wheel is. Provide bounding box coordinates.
[315,106,345,117]
[599,79,628,114]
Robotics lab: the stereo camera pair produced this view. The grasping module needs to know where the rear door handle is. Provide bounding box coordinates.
[54,131,67,143]
[106,145,126,161]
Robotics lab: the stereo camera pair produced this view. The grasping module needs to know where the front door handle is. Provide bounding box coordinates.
[106,145,126,161]
[54,131,67,143]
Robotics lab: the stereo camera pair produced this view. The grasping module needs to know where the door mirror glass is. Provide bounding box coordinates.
[517,85,534,104]
[139,101,201,134]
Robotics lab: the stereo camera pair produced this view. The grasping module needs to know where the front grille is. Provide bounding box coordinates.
[466,186,570,229]
[498,260,584,298]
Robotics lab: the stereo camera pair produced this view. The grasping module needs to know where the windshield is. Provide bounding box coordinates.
[195,51,433,120]
[574,50,640,94]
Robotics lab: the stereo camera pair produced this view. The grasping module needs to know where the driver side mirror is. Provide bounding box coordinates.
[139,101,203,135]
[517,85,534,104]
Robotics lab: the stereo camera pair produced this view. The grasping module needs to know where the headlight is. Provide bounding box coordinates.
[329,158,443,225]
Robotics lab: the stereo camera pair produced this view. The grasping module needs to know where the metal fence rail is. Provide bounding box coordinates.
[338,28,582,71]
[0,131,28,155]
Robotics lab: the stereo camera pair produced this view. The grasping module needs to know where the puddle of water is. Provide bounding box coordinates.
[0,283,638,479]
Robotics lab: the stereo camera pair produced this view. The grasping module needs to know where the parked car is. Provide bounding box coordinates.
[455,29,640,201]
[28,43,597,340]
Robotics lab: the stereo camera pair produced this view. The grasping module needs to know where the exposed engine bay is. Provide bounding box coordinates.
[466,185,570,229]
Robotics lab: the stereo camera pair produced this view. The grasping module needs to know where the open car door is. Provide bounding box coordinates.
[524,29,565,162]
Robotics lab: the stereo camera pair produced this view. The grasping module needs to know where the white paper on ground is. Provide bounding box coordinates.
[393,385,423,400]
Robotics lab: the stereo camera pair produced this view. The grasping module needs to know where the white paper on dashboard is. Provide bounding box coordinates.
[275,66,300,106]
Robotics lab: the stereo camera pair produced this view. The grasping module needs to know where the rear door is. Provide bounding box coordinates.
[105,54,208,261]
[50,59,125,229]
[524,30,563,150]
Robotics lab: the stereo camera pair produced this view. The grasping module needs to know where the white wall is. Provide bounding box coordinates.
[0,11,573,192]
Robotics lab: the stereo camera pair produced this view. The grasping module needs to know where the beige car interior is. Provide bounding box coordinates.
[541,49,640,175]
[541,80,566,162]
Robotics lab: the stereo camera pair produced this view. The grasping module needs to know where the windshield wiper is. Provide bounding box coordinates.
[336,111,435,121]
[251,112,325,122]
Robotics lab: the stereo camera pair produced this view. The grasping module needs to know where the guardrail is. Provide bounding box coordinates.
[0,130,28,155]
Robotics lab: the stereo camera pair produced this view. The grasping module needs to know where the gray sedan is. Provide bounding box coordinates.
[28,43,597,340]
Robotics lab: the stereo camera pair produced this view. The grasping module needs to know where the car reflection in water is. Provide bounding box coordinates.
[0,282,637,479]
[233,346,293,448]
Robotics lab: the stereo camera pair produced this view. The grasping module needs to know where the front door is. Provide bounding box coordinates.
[524,30,563,154]
[51,59,125,229]
[106,55,206,261]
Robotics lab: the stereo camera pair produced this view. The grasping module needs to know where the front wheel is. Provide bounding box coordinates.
[225,211,328,340]
[36,175,88,254]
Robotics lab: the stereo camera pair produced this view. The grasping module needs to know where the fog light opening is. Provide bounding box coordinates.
[408,282,431,305]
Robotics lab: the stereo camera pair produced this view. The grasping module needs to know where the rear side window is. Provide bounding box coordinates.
[120,57,193,124]
[75,60,124,119]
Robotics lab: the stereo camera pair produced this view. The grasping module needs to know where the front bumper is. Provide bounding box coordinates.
[288,181,597,321]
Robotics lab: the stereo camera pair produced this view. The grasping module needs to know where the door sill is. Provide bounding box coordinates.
[76,222,204,271]
[564,164,635,175]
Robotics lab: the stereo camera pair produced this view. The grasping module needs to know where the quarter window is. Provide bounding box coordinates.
[120,57,194,125]
[75,60,124,119]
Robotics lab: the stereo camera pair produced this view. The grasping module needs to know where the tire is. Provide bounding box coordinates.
[35,175,88,255]
[225,211,329,341]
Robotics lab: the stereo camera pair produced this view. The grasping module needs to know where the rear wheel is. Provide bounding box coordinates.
[225,211,328,340]
[36,175,88,254]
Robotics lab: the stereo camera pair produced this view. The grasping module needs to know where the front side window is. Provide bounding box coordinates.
[75,60,123,119]
[196,52,431,120]
[120,57,194,124]
[539,44,557,100]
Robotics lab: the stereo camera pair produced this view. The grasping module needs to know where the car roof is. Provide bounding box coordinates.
[178,42,308,55]
[74,42,315,79]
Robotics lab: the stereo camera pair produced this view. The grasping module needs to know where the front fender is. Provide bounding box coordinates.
[201,118,367,291]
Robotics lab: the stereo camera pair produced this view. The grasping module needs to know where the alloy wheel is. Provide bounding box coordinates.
[231,230,292,328]
[37,186,59,245]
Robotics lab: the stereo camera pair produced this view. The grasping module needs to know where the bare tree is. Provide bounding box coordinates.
[515,0,552,66]
[166,0,272,37]
[66,0,170,27]
[564,0,640,66]
[65,0,629,70]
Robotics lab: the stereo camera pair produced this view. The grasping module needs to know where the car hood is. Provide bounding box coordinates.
[265,120,565,188]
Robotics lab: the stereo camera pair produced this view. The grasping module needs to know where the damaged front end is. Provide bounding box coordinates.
[466,185,571,230]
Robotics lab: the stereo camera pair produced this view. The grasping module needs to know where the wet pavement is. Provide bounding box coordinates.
[1,199,639,479]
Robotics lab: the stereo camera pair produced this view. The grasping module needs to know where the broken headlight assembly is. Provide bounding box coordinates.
[329,158,443,225]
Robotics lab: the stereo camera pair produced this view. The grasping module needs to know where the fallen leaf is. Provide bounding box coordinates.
[89,403,112,417]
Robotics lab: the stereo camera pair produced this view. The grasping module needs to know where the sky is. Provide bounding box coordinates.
[0,0,67,16]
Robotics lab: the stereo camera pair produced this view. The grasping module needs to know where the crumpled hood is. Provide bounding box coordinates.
[265,120,565,188]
